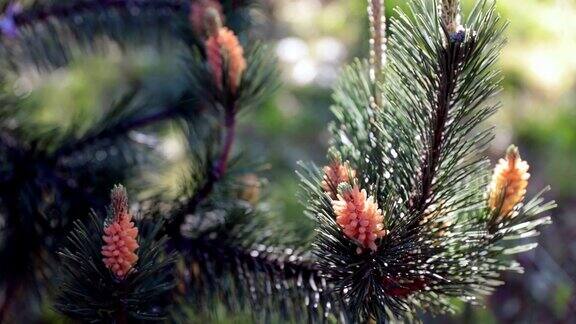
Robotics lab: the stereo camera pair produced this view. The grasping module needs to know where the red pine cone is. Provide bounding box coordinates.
[101,186,139,279]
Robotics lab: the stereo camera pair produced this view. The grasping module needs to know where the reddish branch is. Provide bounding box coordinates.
[115,305,128,324]
[189,104,237,210]
[214,108,236,177]
[166,103,238,238]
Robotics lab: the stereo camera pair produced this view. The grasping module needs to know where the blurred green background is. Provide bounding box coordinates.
[16,0,575,322]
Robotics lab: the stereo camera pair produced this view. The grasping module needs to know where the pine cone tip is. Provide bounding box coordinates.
[110,184,129,221]
[204,7,222,37]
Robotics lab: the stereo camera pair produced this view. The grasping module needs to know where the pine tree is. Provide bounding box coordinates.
[299,0,555,321]
[0,0,555,323]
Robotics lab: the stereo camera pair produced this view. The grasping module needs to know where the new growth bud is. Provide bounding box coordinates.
[111,184,129,219]
[440,0,465,43]
[189,0,223,38]
[204,7,222,37]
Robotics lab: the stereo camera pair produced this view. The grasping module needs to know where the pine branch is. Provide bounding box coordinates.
[56,190,176,322]
[174,206,341,321]
[410,32,462,215]
[1,0,188,73]
[300,1,554,321]
[214,104,237,178]
[182,242,335,321]
[164,104,238,239]
[384,0,504,220]
[0,115,155,311]
[182,103,238,213]
[11,0,184,29]
[1,0,282,321]
[165,43,278,238]
[53,104,183,159]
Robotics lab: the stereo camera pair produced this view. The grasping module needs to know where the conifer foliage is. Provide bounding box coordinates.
[0,0,556,322]
[300,0,555,321]
[56,185,175,322]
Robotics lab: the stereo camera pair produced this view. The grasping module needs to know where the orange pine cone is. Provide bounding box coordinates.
[488,145,530,218]
[101,185,139,279]
[189,0,223,37]
[205,27,247,93]
[333,184,386,252]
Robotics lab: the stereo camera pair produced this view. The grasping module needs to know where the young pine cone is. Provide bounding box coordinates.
[333,183,386,253]
[321,149,356,200]
[101,185,139,279]
[488,145,530,219]
[205,26,247,93]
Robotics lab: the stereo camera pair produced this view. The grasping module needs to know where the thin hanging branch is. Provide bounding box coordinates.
[367,0,386,108]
